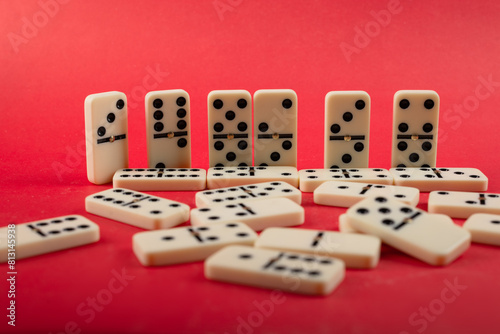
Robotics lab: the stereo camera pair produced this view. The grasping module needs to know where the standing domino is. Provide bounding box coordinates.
[145,90,191,168]
[133,222,258,266]
[255,227,381,269]
[391,90,439,167]
[207,166,299,189]
[389,167,488,192]
[205,245,345,295]
[314,180,419,207]
[208,90,252,167]
[463,214,500,246]
[0,215,99,263]
[253,89,297,167]
[428,191,500,219]
[346,196,470,266]
[196,181,301,207]
[190,197,304,231]
[113,168,206,191]
[299,168,393,192]
[85,91,128,184]
[86,188,190,230]
[324,91,370,168]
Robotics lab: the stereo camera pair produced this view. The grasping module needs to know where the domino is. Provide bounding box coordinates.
[314,180,419,207]
[299,168,393,192]
[207,166,299,189]
[324,91,370,168]
[338,213,358,233]
[85,91,128,184]
[113,168,206,191]
[85,188,190,230]
[133,222,258,266]
[145,90,191,168]
[390,167,488,192]
[463,213,500,246]
[190,197,304,231]
[208,90,252,167]
[195,181,301,208]
[391,90,440,167]
[346,196,470,266]
[0,215,99,263]
[253,89,297,167]
[255,227,381,269]
[428,191,500,219]
[338,213,456,234]
[205,245,345,295]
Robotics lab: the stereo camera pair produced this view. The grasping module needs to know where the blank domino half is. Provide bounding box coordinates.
[463,214,500,246]
[205,245,345,295]
[428,191,500,219]
[85,188,190,230]
[324,91,370,169]
[0,215,99,263]
[253,89,297,167]
[314,181,419,207]
[208,90,252,167]
[346,196,470,266]
[207,166,299,189]
[390,167,488,192]
[299,168,393,192]
[113,168,206,191]
[190,197,304,231]
[85,91,128,184]
[255,227,380,269]
[195,181,301,208]
[145,90,191,168]
[391,90,440,168]
[133,222,258,266]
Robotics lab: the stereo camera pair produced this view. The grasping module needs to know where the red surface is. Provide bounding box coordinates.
[1,1,500,333]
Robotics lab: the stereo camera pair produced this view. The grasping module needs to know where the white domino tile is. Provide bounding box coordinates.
[338,213,456,234]
[208,90,252,167]
[255,227,380,269]
[299,168,393,192]
[391,90,440,168]
[205,245,345,295]
[0,215,99,263]
[346,196,470,266]
[85,91,128,184]
[145,89,191,168]
[428,191,500,219]
[133,222,258,266]
[195,181,301,208]
[253,89,298,167]
[390,167,488,192]
[463,213,500,246]
[314,181,419,207]
[190,197,304,231]
[113,168,206,191]
[207,166,299,189]
[324,91,370,168]
[85,188,190,230]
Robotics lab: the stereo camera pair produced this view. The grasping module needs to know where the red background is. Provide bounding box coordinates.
[1,0,500,333]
